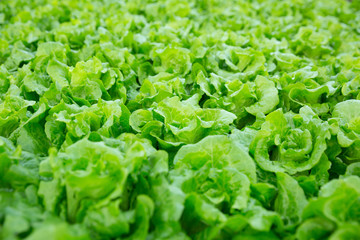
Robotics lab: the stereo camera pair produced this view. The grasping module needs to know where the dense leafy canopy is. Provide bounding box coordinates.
[1,0,360,239]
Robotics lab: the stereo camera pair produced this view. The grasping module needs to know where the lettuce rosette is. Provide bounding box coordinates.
[196,73,279,127]
[44,99,130,149]
[329,100,360,162]
[38,133,167,238]
[130,95,236,149]
[250,106,330,174]
[168,135,258,237]
[297,176,360,240]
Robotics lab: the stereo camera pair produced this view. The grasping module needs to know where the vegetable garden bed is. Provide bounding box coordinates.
[0,0,360,239]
